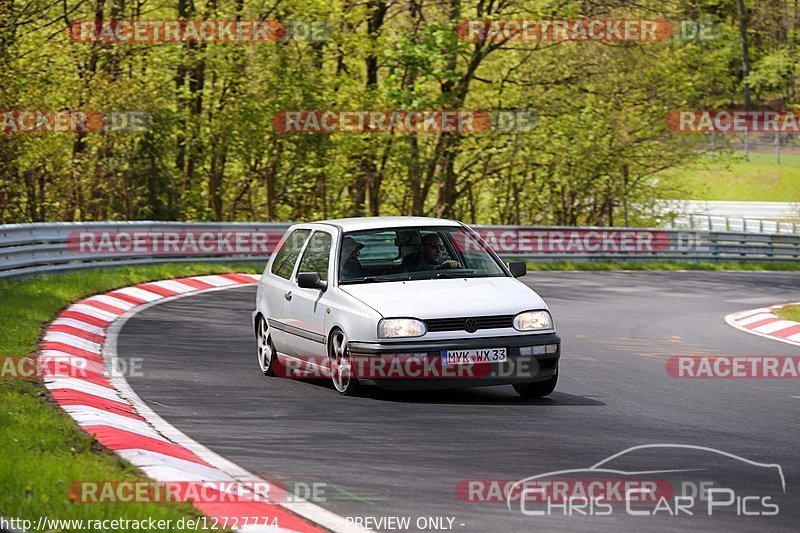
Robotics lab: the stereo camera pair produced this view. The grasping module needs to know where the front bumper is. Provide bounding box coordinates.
[348,333,560,390]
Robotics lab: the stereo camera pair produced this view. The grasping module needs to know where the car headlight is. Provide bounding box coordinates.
[513,310,552,331]
[378,318,426,338]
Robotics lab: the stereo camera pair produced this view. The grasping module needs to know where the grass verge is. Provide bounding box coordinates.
[659,152,800,202]
[0,263,261,532]
[774,304,800,322]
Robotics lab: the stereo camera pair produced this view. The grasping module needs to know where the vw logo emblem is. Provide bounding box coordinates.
[464,318,479,333]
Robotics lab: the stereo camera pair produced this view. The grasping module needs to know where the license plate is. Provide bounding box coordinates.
[441,348,507,365]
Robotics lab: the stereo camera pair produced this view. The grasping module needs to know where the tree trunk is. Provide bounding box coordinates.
[0,0,19,222]
[351,0,387,216]
[736,0,752,108]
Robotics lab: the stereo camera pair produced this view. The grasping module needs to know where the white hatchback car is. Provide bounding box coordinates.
[253,217,560,396]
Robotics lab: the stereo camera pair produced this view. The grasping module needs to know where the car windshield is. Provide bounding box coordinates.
[338,226,507,284]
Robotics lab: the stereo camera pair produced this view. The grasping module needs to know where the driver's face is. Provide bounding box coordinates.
[422,238,444,263]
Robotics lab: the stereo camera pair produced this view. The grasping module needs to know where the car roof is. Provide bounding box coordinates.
[314,216,462,233]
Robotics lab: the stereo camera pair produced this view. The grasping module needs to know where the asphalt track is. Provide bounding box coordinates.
[119,271,800,532]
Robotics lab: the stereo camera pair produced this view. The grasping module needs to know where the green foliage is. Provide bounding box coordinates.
[0,0,796,224]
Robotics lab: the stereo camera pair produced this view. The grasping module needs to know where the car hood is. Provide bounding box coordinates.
[339,277,547,319]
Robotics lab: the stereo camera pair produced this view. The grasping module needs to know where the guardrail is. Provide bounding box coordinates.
[1,222,798,279]
[0,222,291,279]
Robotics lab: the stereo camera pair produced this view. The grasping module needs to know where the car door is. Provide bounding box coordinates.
[285,228,335,363]
[262,227,311,353]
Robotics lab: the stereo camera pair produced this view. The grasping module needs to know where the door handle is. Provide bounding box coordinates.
[284,291,292,301]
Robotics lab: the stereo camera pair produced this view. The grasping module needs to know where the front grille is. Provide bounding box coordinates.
[424,315,515,333]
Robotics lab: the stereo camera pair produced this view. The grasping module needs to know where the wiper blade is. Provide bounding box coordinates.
[434,270,475,278]
[340,275,409,284]
[339,276,379,284]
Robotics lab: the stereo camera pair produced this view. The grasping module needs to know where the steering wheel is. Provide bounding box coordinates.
[435,260,462,270]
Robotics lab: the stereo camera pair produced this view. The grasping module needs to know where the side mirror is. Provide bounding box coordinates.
[297,272,328,291]
[507,261,527,278]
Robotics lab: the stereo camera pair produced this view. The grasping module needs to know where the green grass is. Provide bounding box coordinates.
[0,263,261,532]
[523,260,800,271]
[660,152,800,203]
[775,304,800,322]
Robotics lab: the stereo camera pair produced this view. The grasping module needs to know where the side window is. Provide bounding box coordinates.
[357,231,400,261]
[296,231,332,281]
[271,229,311,279]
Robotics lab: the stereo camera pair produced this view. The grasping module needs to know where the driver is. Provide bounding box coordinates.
[407,234,461,271]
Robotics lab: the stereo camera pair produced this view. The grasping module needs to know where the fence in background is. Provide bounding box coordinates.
[668,214,799,234]
[1,221,799,279]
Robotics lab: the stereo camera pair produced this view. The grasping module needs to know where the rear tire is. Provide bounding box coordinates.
[329,329,360,396]
[513,370,557,398]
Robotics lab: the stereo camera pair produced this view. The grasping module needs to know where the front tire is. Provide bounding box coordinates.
[513,370,557,398]
[256,315,277,376]
[329,329,360,396]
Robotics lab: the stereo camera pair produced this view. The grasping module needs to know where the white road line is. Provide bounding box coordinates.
[39,353,103,374]
[116,449,233,482]
[67,303,120,321]
[735,312,778,327]
[149,279,198,294]
[753,320,799,335]
[113,286,165,302]
[44,377,120,401]
[731,307,772,320]
[43,331,102,353]
[51,317,107,335]
[63,405,165,440]
[87,294,138,311]
[724,311,800,347]
[105,284,371,533]
[194,274,239,287]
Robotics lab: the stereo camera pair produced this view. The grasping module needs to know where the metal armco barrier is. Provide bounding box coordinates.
[0,221,291,279]
[1,221,799,279]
